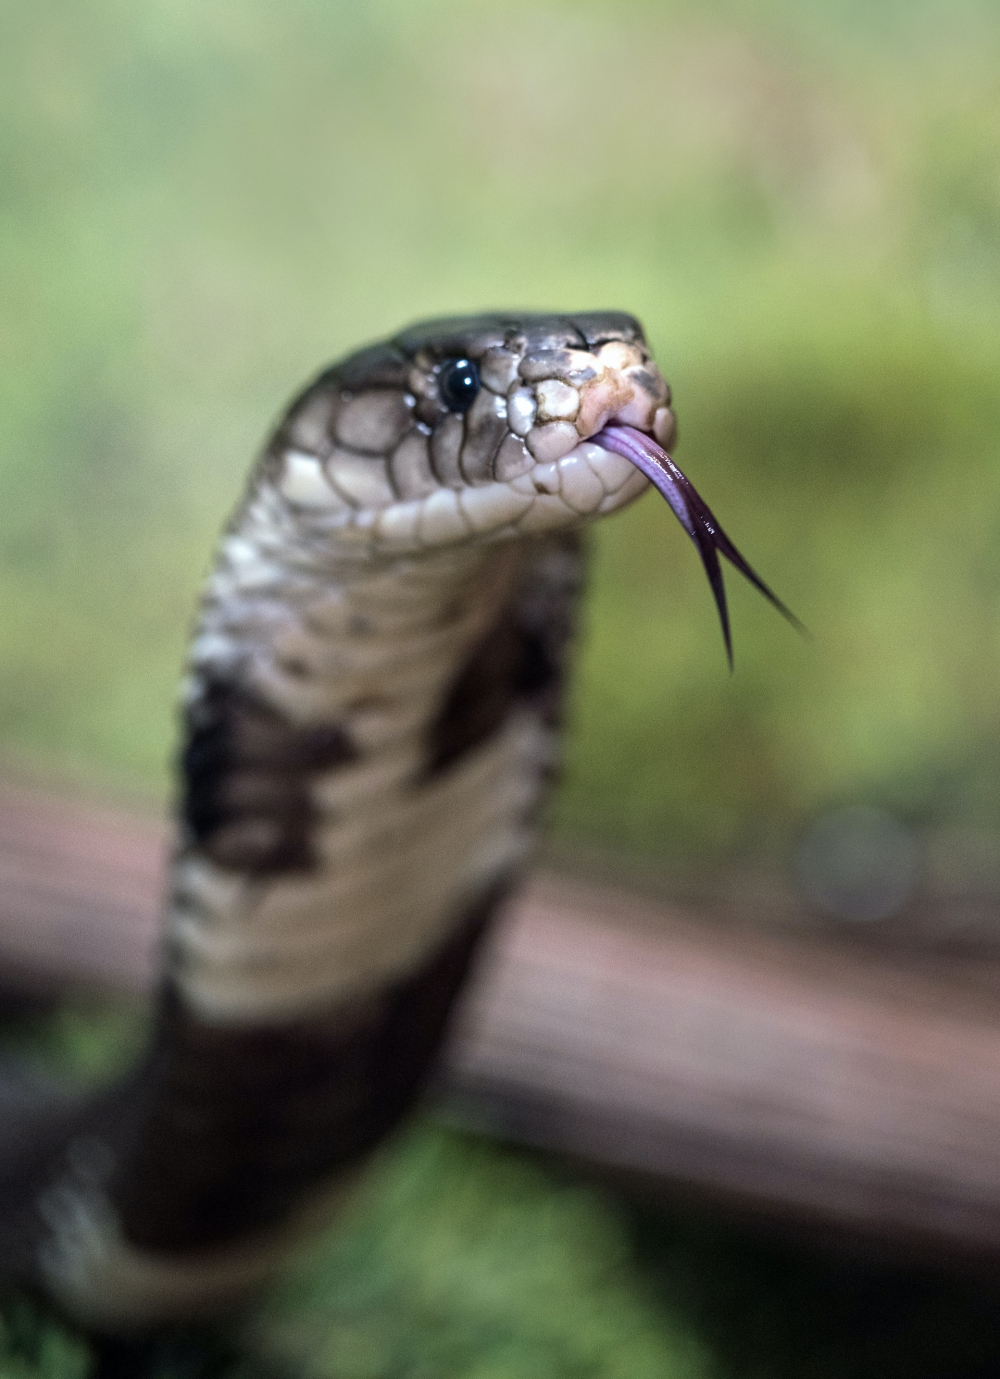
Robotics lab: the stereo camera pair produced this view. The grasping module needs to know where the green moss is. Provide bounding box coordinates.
[0,1297,89,1379]
[2,997,146,1087]
[255,1128,707,1379]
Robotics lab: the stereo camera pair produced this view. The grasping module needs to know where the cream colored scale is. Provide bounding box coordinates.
[169,498,542,1023]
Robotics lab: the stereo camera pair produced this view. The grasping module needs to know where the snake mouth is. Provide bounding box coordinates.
[592,423,803,666]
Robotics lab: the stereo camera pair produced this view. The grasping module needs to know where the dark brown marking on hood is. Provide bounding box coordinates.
[420,533,584,780]
[181,680,358,875]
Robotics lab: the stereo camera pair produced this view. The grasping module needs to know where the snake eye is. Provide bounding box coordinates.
[438,358,480,414]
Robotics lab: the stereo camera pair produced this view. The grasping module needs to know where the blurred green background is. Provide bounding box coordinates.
[4,0,1000,1374]
[4,0,1000,879]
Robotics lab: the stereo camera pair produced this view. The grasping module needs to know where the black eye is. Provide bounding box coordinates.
[438,357,480,413]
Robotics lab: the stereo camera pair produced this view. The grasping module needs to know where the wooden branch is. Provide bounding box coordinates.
[0,780,164,992]
[1,779,999,1257]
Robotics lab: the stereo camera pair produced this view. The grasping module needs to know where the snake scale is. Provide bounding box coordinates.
[0,312,793,1333]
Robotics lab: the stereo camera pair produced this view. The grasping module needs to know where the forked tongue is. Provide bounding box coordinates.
[592,423,803,667]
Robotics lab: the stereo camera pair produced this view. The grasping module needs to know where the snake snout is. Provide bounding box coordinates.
[513,340,677,461]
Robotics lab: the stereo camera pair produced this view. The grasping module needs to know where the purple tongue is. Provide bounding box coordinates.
[592,423,802,666]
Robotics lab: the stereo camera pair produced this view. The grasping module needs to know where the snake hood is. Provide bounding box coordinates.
[250,311,796,662]
[2,312,796,1333]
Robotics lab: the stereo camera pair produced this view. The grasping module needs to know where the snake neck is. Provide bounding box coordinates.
[27,506,585,1328]
[170,502,580,1021]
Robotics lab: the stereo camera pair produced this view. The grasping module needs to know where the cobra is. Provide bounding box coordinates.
[0,313,795,1331]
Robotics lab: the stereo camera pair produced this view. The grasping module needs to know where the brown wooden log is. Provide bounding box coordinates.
[447,876,1000,1256]
[0,779,165,993]
[0,778,999,1257]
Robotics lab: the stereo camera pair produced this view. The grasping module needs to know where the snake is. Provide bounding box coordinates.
[0,311,795,1333]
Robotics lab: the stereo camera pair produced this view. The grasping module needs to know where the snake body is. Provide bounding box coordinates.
[0,312,785,1332]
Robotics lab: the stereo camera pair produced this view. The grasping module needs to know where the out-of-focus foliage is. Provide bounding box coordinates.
[2,0,1000,876]
[0,1297,88,1379]
[254,1129,707,1379]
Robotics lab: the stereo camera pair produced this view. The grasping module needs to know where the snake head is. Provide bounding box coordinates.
[261,312,798,661]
